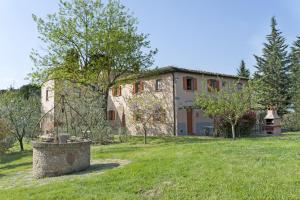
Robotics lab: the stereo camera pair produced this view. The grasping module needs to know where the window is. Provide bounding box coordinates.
[108,110,116,121]
[112,85,122,97]
[46,89,49,101]
[155,79,162,91]
[207,79,220,92]
[222,80,227,88]
[153,107,166,122]
[187,78,193,90]
[133,81,144,94]
[74,88,81,98]
[133,109,142,122]
[183,77,197,91]
[237,82,243,91]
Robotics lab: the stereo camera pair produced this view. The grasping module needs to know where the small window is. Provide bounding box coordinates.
[133,109,142,122]
[186,78,193,90]
[153,108,166,122]
[155,79,162,91]
[183,77,197,91]
[74,88,81,98]
[237,83,243,91]
[207,79,219,92]
[222,81,227,88]
[133,81,144,94]
[46,89,49,101]
[112,85,122,97]
[108,110,116,121]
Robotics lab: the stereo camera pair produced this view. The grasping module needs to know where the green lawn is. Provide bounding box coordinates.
[1,133,300,199]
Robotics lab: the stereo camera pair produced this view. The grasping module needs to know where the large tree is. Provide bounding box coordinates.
[237,60,250,78]
[0,91,41,151]
[31,0,157,118]
[253,17,290,116]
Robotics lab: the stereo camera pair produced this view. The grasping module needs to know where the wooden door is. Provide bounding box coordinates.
[187,108,193,135]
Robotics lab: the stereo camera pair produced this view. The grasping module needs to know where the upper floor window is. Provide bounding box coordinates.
[112,85,122,97]
[222,80,227,88]
[207,79,220,92]
[237,82,243,91]
[155,79,162,91]
[133,81,144,94]
[183,77,197,91]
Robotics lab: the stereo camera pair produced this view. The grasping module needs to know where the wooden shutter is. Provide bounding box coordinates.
[118,85,122,96]
[140,81,144,92]
[133,83,136,94]
[112,87,116,96]
[112,111,116,120]
[193,78,197,91]
[183,77,187,90]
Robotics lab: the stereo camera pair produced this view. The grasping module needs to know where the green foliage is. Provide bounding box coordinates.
[282,113,300,131]
[0,90,41,151]
[0,119,14,153]
[31,0,157,115]
[237,60,250,78]
[289,37,300,114]
[194,82,255,139]
[254,17,290,116]
[214,110,256,138]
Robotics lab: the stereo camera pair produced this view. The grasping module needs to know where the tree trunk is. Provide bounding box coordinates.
[18,138,24,151]
[103,89,109,120]
[143,125,147,144]
[231,124,236,140]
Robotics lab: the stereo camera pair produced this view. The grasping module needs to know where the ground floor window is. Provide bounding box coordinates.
[108,110,116,121]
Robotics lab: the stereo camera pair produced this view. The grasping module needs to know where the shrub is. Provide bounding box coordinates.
[282,112,300,131]
[214,111,257,137]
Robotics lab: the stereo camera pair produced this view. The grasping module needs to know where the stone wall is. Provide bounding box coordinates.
[32,141,91,178]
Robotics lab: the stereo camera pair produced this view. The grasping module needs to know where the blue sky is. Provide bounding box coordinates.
[1,0,300,89]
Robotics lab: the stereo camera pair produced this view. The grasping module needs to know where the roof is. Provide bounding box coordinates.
[141,66,249,80]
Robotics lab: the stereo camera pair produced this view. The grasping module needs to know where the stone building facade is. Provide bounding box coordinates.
[41,66,247,136]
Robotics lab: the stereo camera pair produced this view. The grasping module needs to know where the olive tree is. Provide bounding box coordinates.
[128,92,166,144]
[194,82,254,139]
[0,91,41,151]
[0,119,13,154]
[31,0,157,118]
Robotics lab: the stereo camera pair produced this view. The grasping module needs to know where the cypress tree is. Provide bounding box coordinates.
[289,37,300,113]
[254,17,290,116]
[237,60,250,78]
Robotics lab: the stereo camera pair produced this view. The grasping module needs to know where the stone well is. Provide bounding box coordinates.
[32,140,91,179]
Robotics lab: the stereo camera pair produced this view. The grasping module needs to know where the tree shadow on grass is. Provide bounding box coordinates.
[76,163,120,175]
[0,162,32,171]
[0,150,32,164]
[95,146,141,154]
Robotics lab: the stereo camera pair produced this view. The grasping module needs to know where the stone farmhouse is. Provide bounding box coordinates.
[41,66,247,136]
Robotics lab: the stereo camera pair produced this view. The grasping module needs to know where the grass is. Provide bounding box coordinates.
[1,133,300,199]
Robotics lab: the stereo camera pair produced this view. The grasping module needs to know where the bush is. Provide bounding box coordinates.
[282,112,300,131]
[0,119,14,153]
[214,111,257,137]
